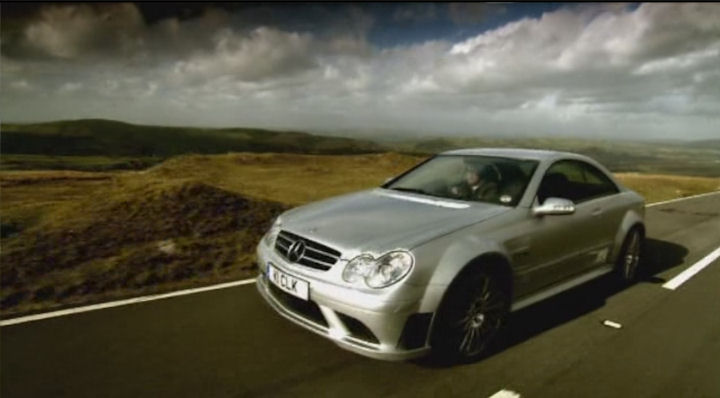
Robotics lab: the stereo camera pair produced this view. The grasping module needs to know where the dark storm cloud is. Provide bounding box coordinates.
[447,3,506,25]
[393,4,437,23]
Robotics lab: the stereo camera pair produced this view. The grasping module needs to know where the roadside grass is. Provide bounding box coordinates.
[1,178,287,318]
[1,152,718,319]
[144,152,424,205]
[615,173,720,204]
[0,171,117,238]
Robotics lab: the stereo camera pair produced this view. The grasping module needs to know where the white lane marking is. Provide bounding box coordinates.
[0,278,257,327]
[489,389,521,398]
[2,189,718,327]
[647,190,720,208]
[663,246,720,290]
[602,320,623,329]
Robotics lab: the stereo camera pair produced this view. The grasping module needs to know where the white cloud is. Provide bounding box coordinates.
[3,3,720,140]
[172,27,315,83]
[9,80,33,91]
[59,82,83,93]
[634,46,720,75]
[24,4,145,59]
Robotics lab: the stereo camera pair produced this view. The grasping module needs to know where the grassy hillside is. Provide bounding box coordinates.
[1,177,288,317]
[1,119,383,159]
[2,152,719,319]
[0,153,422,318]
[3,119,719,177]
[682,139,720,150]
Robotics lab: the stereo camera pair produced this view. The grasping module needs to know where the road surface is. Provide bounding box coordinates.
[2,193,719,397]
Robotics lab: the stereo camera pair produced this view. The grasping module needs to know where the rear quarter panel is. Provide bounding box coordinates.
[609,190,646,263]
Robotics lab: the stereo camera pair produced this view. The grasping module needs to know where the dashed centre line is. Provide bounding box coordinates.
[489,389,521,398]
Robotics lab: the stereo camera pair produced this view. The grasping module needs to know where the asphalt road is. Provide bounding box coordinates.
[2,193,719,398]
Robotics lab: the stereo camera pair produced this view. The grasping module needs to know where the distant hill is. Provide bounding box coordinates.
[684,139,720,150]
[2,119,719,176]
[1,119,384,157]
[380,136,720,177]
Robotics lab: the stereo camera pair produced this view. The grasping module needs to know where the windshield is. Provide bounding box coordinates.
[384,155,539,206]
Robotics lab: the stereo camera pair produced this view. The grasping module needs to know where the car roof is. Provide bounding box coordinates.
[440,147,583,162]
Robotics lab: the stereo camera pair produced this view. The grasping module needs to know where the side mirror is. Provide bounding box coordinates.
[533,197,575,216]
[383,176,394,185]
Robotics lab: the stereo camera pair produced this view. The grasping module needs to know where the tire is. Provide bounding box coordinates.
[431,269,509,363]
[616,228,643,283]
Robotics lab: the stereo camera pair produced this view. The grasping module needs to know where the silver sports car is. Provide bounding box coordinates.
[256,148,645,362]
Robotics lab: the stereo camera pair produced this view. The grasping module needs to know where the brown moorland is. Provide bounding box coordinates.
[1,153,718,318]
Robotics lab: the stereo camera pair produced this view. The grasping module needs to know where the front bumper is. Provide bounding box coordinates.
[255,242,431,361]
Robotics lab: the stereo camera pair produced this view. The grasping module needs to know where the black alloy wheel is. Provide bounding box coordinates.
[617,228,643,283]
[432,269,509,363]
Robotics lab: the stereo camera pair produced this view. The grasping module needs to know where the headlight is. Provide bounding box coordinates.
[263,217,282,246]
[342,251,414,288]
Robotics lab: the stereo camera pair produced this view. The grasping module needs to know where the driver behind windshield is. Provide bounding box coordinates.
[450,162,500,203]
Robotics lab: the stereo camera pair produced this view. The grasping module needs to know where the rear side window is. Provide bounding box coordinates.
[538,160,619,204]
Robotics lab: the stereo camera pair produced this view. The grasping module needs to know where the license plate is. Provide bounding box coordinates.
[267,264,309,301]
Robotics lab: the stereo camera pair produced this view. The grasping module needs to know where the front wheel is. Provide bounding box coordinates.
[431,269,509,363]
[616,228,643,283]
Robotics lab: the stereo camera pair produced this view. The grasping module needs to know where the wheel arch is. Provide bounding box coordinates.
[611,209,645,264]
[425,251,514,350]
[460,253,514,298]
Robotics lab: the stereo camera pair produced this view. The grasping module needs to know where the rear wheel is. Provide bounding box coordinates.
[431,269,509,363]
[616,228,643,283]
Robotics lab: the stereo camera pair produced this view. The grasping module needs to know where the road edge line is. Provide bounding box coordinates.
[662,246,720,291]
[0,278,257,327]
[646,190,720,208]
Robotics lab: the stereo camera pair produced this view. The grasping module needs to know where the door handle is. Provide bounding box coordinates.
[591,208,603,216]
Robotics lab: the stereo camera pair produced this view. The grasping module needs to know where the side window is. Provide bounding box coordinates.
[538,160,619,204]
[575,161,619,201]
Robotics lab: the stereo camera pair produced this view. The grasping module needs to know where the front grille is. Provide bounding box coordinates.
[267,282,328,327]
[274,230,341,271]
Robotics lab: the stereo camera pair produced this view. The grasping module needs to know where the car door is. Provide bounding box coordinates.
[564,160,625,273]
[518,160,621,293]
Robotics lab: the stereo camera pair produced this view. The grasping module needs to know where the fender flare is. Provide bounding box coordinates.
[611,209,645,265]
[417,237,514,313]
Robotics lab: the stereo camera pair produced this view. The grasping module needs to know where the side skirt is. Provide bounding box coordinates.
[510,265,614,312]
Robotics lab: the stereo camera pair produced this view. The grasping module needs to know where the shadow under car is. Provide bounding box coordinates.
[417,238,688,367]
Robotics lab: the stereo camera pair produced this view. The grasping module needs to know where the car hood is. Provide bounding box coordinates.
[280,188,508,256]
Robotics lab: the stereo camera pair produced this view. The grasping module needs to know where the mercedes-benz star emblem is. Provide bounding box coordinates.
[287,241,306,263]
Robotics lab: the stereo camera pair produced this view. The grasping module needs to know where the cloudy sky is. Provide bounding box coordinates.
[2,2,719,140]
